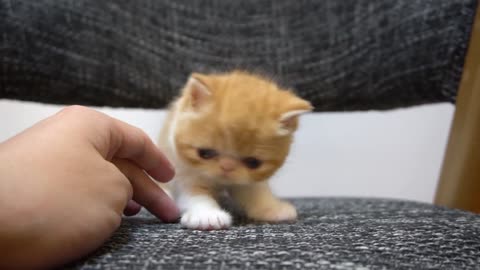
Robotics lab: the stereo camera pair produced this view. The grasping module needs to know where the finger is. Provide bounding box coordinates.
[113,159,179,222]
[53,106,174,183]
[123,200,142,216]
[107,118,175,183]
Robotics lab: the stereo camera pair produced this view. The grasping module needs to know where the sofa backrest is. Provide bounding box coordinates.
[0,0,477,111]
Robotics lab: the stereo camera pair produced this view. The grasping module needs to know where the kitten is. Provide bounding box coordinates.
[158,70,312,230]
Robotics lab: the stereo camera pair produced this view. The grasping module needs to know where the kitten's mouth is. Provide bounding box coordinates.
[217,175,251,185]
[219,174,233,182]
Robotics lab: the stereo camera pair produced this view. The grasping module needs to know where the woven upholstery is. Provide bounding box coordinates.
[0,0,477,111]
[67,198,480,269]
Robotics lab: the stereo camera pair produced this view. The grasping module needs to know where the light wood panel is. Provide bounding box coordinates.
[434,5,480,213]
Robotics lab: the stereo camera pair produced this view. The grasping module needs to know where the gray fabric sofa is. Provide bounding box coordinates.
[1,0,480,269]
[1,0,476,111]
[66,198,480,269]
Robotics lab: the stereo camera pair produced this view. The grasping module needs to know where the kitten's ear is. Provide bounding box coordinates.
[183,73,212,110]
[277,98,313,136]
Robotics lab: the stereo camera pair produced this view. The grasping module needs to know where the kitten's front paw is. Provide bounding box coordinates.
[247,200,297,223]
[181,208,232,230]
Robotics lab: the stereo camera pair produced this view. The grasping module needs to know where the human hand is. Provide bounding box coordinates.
[0,106,178,269]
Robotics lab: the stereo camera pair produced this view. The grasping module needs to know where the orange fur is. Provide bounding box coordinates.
[158,70,312,227]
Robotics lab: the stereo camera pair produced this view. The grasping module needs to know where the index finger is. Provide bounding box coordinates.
[113,158,179,222]
[106,117,175,183]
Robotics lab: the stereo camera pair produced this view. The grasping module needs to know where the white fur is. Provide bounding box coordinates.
[177,193,232,230]
[277,109,311,136]
[187,77,211,98]
[279,109,311,122]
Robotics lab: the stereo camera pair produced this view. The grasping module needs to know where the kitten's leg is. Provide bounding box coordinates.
[176,183,232,230]
[230,182,297,222]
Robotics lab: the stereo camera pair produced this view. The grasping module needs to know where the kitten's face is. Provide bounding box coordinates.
[173,71,312,185]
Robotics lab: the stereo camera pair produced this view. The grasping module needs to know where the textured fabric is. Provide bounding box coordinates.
[66,198,480,269]
[0,0,477,111]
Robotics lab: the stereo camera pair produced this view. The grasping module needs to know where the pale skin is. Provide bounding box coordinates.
[0,106,179,269]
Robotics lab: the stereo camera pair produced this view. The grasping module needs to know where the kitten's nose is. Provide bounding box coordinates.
[219,157,236,172]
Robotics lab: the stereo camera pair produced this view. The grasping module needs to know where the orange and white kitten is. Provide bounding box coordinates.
[158,70,312,230]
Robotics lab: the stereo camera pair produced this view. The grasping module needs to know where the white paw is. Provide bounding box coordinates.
[180,208,232,230]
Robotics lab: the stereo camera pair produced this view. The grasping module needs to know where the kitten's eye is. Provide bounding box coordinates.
[198,148,218,159]
[243,157,262,169]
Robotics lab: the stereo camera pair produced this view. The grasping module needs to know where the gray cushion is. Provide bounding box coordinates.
[0,0,477,111]
[67,198,480,269]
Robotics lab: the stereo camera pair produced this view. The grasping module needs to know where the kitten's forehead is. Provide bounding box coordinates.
[209,73,291,120]
[201,117,289,159]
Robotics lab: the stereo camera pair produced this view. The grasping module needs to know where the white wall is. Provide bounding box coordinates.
[0,100,454,203]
